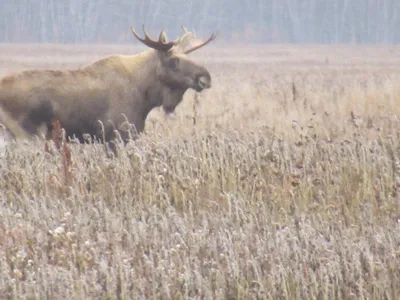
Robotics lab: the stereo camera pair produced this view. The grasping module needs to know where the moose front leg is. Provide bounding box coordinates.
[102,123,136,157]
[117,117,144,143]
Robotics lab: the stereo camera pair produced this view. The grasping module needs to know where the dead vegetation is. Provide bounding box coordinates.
[1,44,400,299]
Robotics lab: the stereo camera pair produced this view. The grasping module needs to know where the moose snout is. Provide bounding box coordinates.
[198,75,211,89]
[195,72,211,92]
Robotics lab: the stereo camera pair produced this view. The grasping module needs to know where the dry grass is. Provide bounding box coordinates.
[1,44,400,299]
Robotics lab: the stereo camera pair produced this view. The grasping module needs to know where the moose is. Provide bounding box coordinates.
[0,25,216,152]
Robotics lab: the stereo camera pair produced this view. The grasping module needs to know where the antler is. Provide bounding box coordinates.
[184,32,217,54]
[181,26,196,38]
[131,25,177,51]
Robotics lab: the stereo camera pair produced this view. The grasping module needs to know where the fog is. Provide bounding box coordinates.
[1,0,399,44]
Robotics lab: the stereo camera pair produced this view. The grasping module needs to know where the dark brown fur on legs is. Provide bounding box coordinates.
[22,99,54,135]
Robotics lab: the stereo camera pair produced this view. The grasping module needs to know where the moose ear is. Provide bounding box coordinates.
[167,57,179,70]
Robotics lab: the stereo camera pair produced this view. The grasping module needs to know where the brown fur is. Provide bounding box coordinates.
[0,28,215,151]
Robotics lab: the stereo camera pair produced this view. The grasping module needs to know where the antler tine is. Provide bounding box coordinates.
[131,26,144,42]
[184,32,217,54]
[181,26,195,36]
[142,24,153,42]
[131,24,176,51]
[159,30,167,43]
[178,26,196,45]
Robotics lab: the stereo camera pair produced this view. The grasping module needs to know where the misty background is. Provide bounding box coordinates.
[0,0,399,44]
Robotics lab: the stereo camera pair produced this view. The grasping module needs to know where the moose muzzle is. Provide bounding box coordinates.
[195,74,211,92]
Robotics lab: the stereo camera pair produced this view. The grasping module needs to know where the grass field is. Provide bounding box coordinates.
[1,43,400,299]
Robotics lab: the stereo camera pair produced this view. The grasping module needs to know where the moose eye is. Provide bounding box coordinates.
[167,57,179,70]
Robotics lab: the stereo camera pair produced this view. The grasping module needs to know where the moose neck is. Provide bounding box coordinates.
[116,51,168,130]
[111,51,187,132]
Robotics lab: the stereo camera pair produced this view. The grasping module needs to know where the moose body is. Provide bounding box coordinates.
[0,26,216,148]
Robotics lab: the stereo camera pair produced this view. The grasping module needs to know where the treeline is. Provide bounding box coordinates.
[1,0,399,44]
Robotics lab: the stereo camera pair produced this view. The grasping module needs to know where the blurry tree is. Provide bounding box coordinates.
[0,0,399,44]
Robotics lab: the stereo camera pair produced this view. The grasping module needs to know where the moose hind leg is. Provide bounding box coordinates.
[21,100,54,136]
